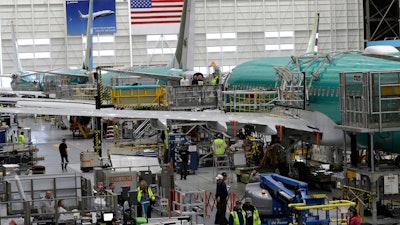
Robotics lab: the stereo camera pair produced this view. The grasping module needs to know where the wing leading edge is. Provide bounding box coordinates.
[102,67,184,82]
[0,104,321,140]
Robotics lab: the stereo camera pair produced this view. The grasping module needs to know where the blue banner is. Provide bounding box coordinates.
[66,0,116,35]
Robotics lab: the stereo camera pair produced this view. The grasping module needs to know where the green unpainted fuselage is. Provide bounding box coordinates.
[226,51,400,152]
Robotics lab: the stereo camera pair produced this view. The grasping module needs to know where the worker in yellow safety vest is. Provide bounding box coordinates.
[229,200,247,225]
[242,197,261,225]
[113,123,119,144]
[213,134,227,166]
[197,74,204,86]
[213,134,226,155]
[18,131,25,143]
[137,180,155,218]
[211,73,219,85]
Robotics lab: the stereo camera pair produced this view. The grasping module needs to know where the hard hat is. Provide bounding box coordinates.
[261,189,267,195]
[210,61,217,67]
[215,174,223,180]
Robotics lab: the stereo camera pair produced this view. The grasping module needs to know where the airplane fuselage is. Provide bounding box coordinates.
[304,52,400,152]
[79,10,114,19]
[226,51,400,153]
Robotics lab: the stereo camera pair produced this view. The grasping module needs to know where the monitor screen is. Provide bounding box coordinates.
[103,213,113,222]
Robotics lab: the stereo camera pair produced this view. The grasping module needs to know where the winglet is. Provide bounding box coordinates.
[82,0,93,71]
[167,0,194,70]
[11,21,23,72]
[306,12,320,55]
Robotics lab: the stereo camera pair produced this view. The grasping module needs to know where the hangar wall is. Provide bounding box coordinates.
[0,0,363,75]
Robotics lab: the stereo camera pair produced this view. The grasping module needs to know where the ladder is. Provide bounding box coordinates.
[274,53,337,108]
[132,119,152,139]
[213,154,232,183]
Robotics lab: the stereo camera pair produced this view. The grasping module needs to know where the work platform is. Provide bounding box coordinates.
[338,70,400,133]
[110,85,220,111]
[337,70,400,225]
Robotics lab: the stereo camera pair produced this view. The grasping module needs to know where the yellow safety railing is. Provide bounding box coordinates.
[289,199,355,225]
[342,185,372,209]
[111,85,168,108]
[289,199,355,211]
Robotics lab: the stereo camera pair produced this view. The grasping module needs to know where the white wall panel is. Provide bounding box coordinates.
[0,0,363,74]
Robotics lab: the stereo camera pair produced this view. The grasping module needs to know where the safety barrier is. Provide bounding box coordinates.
[111,85,220,111]
[0,194,118,225]
[167,189,242,219]
[168,85,219,110]
[109,84,285,113]
[288,199,356,225]
[222,89,277,112]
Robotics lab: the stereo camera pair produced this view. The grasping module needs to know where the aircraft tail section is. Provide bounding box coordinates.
[167,0,194,70]
[306,12,320,55]
[82,0,93,71]
[78,10,85,19]
[11,21,23,73]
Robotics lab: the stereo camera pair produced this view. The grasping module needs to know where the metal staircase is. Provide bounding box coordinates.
[274,52,342,108]
[132,118,152,139]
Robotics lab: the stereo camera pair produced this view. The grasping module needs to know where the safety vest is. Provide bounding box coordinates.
[251,142,261,157]
[231,210,246,225]
[114,124,119,135]
[18,134,25,143]
[137,186,155,202]
[211,76,219,85]
[197,80,204,86]
[214,138,225,155]
[253,208,261,225]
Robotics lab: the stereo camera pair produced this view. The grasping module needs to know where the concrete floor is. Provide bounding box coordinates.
[19,116,343,225]
[20,116,246,224]
[16,116,400,225]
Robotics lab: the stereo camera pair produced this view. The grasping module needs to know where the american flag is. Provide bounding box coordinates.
[130,0,184,25]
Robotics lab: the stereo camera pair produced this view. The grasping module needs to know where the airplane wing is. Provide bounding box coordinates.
[0,74,13,78]
[41,70,91,77]
[0,71,41,78]
[0,91,46,98]
[0,100,321,141]
[40,69,141,79]
[103,67,185,82]
[9,98,96,108]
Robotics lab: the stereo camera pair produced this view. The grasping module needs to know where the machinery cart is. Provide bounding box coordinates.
[245,173,356,225]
